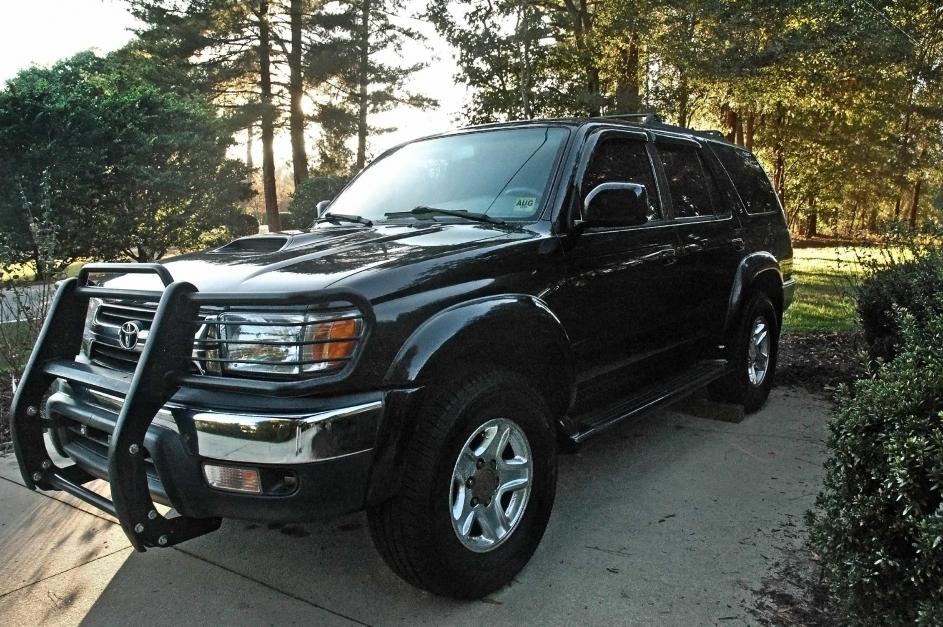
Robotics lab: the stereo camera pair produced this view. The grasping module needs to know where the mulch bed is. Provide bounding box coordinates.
[746,539,842,626]
[777,330,868,396]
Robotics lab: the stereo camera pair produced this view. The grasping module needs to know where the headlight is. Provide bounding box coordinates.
[81,297,103,357]
[203,309,363,377]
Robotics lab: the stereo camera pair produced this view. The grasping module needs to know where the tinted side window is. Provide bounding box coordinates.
[582,137,661,223]
[711,143,780,214]
[656,143,721,218]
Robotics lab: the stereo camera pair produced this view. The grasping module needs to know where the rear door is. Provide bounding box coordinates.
[652,136,743,342]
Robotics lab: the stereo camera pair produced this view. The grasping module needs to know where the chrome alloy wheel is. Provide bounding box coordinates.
[449,417,533,553]
[747,316,771,386]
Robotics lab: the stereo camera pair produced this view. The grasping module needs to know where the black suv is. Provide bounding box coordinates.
[12,115,795,599]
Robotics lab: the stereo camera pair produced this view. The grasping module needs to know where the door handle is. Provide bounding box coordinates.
[730,237,745,251]
[659,248,677,265]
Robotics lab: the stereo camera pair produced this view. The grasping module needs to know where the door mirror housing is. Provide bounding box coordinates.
[581,182,650,228]
[316,200,332,217]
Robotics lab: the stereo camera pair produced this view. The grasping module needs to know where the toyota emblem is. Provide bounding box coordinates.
[118,321,141,350]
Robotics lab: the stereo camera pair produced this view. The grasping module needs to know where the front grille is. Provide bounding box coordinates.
[89,301,159,372]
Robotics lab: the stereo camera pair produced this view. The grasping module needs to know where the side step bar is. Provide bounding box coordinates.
[570,359,731,445]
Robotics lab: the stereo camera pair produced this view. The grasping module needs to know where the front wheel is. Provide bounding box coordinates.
[367,371,557,599]
[710,292,780,413]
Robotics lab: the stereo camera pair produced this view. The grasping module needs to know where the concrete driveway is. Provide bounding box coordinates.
[0,387,829,626]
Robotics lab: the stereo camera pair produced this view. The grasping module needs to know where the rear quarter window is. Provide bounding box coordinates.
[711,143,781,215]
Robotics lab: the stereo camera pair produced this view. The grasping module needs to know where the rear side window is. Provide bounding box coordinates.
[711,143,780,214]
[656,143,722,218]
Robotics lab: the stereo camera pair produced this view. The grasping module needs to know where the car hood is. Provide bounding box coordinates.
[100,223,514,295]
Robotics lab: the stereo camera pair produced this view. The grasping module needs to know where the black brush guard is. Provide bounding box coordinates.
[10,263,373,551]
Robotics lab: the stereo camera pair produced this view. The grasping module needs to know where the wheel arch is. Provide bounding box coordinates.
[724,253,784,341]
[368,295,574,507]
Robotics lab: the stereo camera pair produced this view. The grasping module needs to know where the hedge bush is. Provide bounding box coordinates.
[856,250,943,362]
[808,311,943,625]
[288,175,350,229]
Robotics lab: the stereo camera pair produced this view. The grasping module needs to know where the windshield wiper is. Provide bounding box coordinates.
[385,206,508,226]
[318,212,373,227]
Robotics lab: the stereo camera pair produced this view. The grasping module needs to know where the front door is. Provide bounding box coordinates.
[549,131,684,412]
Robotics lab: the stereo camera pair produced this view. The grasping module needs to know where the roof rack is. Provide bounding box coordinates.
[596,112,729,142]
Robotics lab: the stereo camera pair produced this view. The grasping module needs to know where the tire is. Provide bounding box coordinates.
[709,292,779,413]
[367,370,557,599]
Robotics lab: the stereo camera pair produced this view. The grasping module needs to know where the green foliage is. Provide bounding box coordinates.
[808,311,943,625]
[429,0,943,236]
[0,50,251,262]
[857,250,943,361]
[288,175,350,229]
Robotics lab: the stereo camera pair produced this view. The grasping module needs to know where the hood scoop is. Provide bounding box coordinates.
[213,235,289,254]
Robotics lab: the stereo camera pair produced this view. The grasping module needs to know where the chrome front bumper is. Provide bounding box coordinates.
[48,385,383,465]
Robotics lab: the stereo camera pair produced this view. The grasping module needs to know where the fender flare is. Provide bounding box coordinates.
[723,252,784,339]
[384,293,574,391]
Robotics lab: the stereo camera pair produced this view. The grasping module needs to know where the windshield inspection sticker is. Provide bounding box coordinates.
[513,197,537,214]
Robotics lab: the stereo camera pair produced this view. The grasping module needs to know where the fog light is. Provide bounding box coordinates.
[203,464,262,493]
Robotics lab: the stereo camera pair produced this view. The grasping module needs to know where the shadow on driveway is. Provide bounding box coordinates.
[0,387,829,626]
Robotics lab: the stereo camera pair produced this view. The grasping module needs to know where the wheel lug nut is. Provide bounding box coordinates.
[466,478,474,488]
[471,497,479,506]
[476,458,484,468]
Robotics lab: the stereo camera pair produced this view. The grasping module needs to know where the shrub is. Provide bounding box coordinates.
[808,311,943,625]
[0,181,66,379]
[856,250,943,362]
[288,175,350,229]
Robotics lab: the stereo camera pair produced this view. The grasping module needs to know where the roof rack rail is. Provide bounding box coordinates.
[598,112,664,125]
[596,112,729,142]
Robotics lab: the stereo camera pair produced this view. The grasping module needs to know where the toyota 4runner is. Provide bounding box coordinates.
[11,114,795,599]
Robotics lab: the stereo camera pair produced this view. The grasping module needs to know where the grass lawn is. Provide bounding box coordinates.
[782,245,896,334]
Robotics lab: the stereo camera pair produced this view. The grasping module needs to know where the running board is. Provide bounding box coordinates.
[569,359,731,445]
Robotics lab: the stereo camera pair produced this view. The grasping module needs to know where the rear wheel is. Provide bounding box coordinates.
[710,292,779,413]
[367,371,557,599]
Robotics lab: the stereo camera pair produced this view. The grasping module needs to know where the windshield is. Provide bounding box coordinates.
[326,126,569,223]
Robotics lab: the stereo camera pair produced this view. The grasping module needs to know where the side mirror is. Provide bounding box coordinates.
[316,200,331,217]
[582,182,650,228]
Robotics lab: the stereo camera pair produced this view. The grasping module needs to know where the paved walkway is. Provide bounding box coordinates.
[0,387,830,626]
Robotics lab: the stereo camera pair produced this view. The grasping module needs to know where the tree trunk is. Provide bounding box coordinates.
[246,123,254,173]
[744,110,756,152]
[288,0,308,187]
[734,118,744,146]
[805,212,818,238]
[677,65,688,128]
[356,0,371,171]
[614,40,640,114]
[258,0,280,231]
[517,3,533,118]
[867,206,879,233]
[908,178,923,231]
[804,196,818,238]
[723,107,738,142]
[894,195,902,220]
